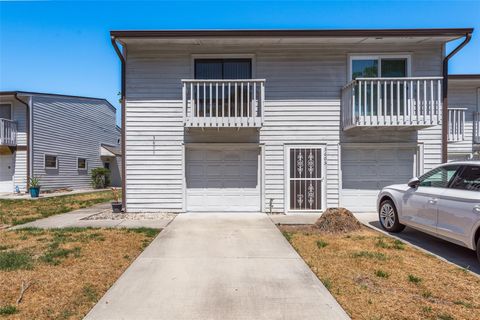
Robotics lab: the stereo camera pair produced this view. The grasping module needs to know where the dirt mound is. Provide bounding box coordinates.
[314,208,362,233]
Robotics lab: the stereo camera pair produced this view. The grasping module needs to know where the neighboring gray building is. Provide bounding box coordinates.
[447,75,480,160]
[111,28,474,213]
[0,92,121,193]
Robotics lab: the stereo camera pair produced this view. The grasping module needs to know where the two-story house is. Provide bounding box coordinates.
[0,91,121,194]
[110,28,473,213]
[447,75,480,161]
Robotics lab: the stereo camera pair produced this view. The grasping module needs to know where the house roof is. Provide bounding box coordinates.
[448,74,480,80]
[111,28,473,39]
[0,91,117,112]
[101,144,122,156]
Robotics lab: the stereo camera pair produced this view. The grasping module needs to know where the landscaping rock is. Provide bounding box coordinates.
[314,208,362,233]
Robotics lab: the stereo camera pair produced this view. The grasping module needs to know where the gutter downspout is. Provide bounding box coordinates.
[111,36,127,211]
[13,93,31,191]
[442,32,472,163]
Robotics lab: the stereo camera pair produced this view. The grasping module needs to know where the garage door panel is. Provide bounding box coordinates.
[186,147,260,212]
[342,146,416,212]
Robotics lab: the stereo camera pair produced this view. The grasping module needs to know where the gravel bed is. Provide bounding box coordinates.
[83,210,175,221]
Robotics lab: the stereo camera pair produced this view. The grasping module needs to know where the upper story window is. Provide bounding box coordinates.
[194,59,252,79]
[0,103,12,120]
[44,154,58,169]
[350,55,410,80]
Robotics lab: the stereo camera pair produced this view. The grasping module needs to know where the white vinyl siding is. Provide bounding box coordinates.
[32,96,119,190]
[124,41,444,213]
[448,80,480,158]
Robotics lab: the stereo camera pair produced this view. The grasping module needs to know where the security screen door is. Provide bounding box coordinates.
[288,146,324,211]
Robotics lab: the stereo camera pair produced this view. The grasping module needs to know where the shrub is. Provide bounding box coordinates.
[91,168,111,189]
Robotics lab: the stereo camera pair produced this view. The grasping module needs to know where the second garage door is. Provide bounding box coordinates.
[341,145,418,212]
[186,146,261,212]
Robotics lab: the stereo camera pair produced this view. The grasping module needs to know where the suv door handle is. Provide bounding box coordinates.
[428,198,438,205]
[474,205,480,213]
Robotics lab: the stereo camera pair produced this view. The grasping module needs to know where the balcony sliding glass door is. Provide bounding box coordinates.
[194,59,252,118]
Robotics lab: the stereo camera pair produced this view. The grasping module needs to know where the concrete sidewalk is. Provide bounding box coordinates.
[12,203,174,230]
[85,213,350,320]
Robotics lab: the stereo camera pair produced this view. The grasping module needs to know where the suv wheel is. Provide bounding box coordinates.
[379,199,405,233]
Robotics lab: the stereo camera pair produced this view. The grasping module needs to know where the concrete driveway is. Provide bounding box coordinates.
[85,213,349,320]
[355,212,480,276]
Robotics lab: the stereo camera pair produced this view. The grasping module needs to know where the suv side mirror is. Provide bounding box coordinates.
[408,177,420,188]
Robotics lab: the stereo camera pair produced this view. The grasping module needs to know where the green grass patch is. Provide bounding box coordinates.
[82,284,98,302]
[453,300,472,308]
[408,274,422,284]
[282,231,292,242]
[351,251,387,261]
[422,290,432,299]
[374,270,390,278]
[128,227,160,238]
[0,250,33,271]
[321,278,332,290]
[0,305,18,315]
[41,247,81,266]
[316,239,328,249]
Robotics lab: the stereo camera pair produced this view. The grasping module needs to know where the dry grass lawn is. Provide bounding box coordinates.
[280,225,480,320]
[0,191,120,227]
[0,227,159,319]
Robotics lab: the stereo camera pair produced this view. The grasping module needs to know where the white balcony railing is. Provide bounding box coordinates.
[0,118,17,146]
[341,77,443,130]
[474,112,480,144]
[182,79,265,128]
[448,108,467,142]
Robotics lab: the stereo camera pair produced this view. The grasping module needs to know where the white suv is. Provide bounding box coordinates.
[377,161,480,263]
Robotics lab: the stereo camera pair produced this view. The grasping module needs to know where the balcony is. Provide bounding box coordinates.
[448,108,467,142]
[0,118,17,146]
[341,77,443,130]
[474,112,480,144]
[182,79,265,128]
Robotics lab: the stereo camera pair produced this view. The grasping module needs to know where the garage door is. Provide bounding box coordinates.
[341,146,417,212]
[186,146,261,212]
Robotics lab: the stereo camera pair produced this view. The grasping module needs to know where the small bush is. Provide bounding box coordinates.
[316,240,328,249]
[91,168,111,189]
[0,305,18,315]
[0,250,33,271]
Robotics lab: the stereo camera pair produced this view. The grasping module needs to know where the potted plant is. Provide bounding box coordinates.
[29,177,41,198]
[111,187,122,213]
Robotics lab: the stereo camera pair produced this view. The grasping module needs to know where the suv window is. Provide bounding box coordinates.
[449,166,480,192]
[419,165,460,188]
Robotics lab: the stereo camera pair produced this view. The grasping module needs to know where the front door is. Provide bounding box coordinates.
[287,146,325,212]
[402,164,461,233]
[0,154,14,193]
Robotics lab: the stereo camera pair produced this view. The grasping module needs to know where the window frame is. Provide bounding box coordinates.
[77,157,87,171]
[348,54,412,81]
[284,144,326,213]
[44,154,58,170]
[448,165,480,192]
[418,164,461,189]
[190,54,256,79]
[0,102,13,120]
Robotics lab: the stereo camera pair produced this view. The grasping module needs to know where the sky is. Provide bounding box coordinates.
[0,1,479,125]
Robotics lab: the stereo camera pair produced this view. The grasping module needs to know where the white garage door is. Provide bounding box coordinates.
[186,146,261,212]
[341,146,417,212]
